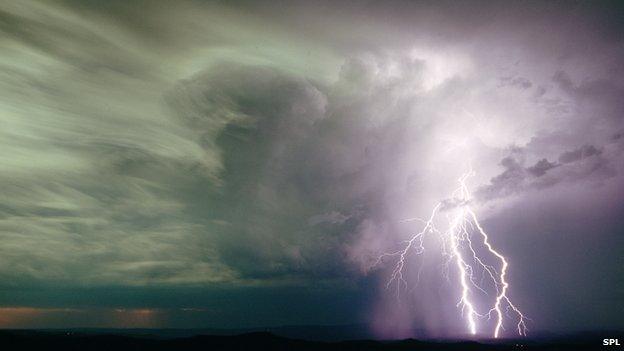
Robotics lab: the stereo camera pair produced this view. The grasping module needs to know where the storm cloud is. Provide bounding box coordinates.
[0,0,622,335]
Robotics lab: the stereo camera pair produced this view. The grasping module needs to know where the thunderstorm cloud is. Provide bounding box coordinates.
[0,0,622,334]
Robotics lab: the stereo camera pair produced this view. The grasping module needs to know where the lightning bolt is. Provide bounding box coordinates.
[375,169,528,338]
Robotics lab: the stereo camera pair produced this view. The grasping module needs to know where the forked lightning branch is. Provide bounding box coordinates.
[375,170,528,338]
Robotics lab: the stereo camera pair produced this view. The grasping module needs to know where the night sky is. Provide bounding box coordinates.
[0,0,623,338]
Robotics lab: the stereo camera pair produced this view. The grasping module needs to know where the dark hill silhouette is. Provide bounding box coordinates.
[0,329,619,350]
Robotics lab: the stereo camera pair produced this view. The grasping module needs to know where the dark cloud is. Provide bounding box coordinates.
[478,143,615,201]
[477,152,526,200]
[166,64,362,282]
[526,158,558,177]
[0,0,623,334]
[558,144,602,164]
